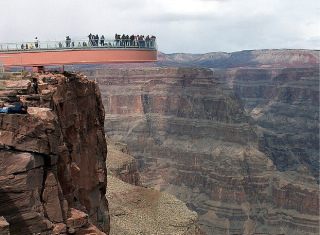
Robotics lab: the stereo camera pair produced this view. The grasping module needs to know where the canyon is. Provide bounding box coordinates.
[0,49,318,234]
[86,60,319,234]
[214,67,319,180]
[0,71,201,235]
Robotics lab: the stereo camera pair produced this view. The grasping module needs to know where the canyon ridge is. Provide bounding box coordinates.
[80,49,319,235]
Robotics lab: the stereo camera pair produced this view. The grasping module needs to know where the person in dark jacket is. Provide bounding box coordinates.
[88,33,93,46]
[35,37,39,48]
[66,36,71,47]
[0,104,27,114]
[146,35,150,48]
[94,35,98,46]
[115,34,119,46]
[100,35,105,46]
[130,34,135,46]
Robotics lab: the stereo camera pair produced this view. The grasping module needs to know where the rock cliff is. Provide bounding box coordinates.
[91,67,319,234]
[215,67,319,179]
[0,72,109,234]
[106,139,200,234]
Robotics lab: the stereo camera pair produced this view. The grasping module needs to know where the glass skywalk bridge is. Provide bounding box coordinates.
[0,38,158,70]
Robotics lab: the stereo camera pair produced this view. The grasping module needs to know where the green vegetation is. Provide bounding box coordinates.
[0,72,22,81]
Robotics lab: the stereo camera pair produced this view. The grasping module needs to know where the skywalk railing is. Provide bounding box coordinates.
[0,38,157,52]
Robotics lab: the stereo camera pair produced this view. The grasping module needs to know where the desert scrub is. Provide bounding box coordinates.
[0,81,7,87]
[10,74,22,81]
[0,73,12,80]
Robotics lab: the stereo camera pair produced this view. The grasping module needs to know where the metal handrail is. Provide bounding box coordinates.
[0,38,157,52]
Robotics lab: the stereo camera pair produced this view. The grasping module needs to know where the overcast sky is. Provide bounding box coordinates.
[0,0,319,53]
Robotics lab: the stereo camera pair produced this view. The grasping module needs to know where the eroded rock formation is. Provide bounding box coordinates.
[0,72,109,234]
[215,67,319,179]
[106,138,141,186]
[91,67,319,234]
[106,138,200,234]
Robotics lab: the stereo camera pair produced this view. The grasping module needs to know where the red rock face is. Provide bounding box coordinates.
[106,139,141,186]
[87,67,319,234]
[0,72,109,234]
[215,67,319,179]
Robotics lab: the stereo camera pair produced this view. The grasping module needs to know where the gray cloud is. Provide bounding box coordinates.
[0,0,319,53]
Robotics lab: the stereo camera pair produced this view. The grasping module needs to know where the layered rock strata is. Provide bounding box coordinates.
[0,217,9,235]
[214,67,319,179]
[0,72,109,234]
[91,67,319,234]
[106,138,141,186]
[106,139,200,234]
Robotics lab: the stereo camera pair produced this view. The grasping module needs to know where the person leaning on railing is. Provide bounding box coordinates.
[100,35,105,46]
[66,36,71,47]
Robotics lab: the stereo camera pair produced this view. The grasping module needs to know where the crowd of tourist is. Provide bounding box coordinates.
[0,34,156,51]
[114,34,156,48]
[87,33,156,48]
[20,37,39,50]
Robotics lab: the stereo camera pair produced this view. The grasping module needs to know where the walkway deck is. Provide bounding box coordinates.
[0,39,157,68]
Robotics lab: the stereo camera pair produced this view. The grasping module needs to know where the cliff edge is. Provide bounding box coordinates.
[0,72,109,234]
[106,138,201,234]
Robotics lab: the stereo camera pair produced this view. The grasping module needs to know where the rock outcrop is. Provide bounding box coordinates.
[0,217,9,235]
[215,67,319,179]
[90,67,319,234]
[106,138,141,186]
[106,138,200,234]
[0,72,109,234]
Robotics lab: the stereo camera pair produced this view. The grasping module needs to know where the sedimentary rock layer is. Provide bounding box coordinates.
[106,139,200,234]
[0,72,109,234]
[215,67,319,179]
[91,67,319,234]
[106,138,141,186]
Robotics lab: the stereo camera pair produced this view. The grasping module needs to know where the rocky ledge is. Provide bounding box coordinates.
[0,72,109,234]
[106,139,200,234]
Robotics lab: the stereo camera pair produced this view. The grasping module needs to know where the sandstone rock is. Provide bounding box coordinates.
[107,175,200,235]
[42,172,66,223]
[107,138,141,186]
[0,72,109,234]
[106,138,200,234]
[66,208,89,230]
[215,67,319,179]
[0,216,10,235]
